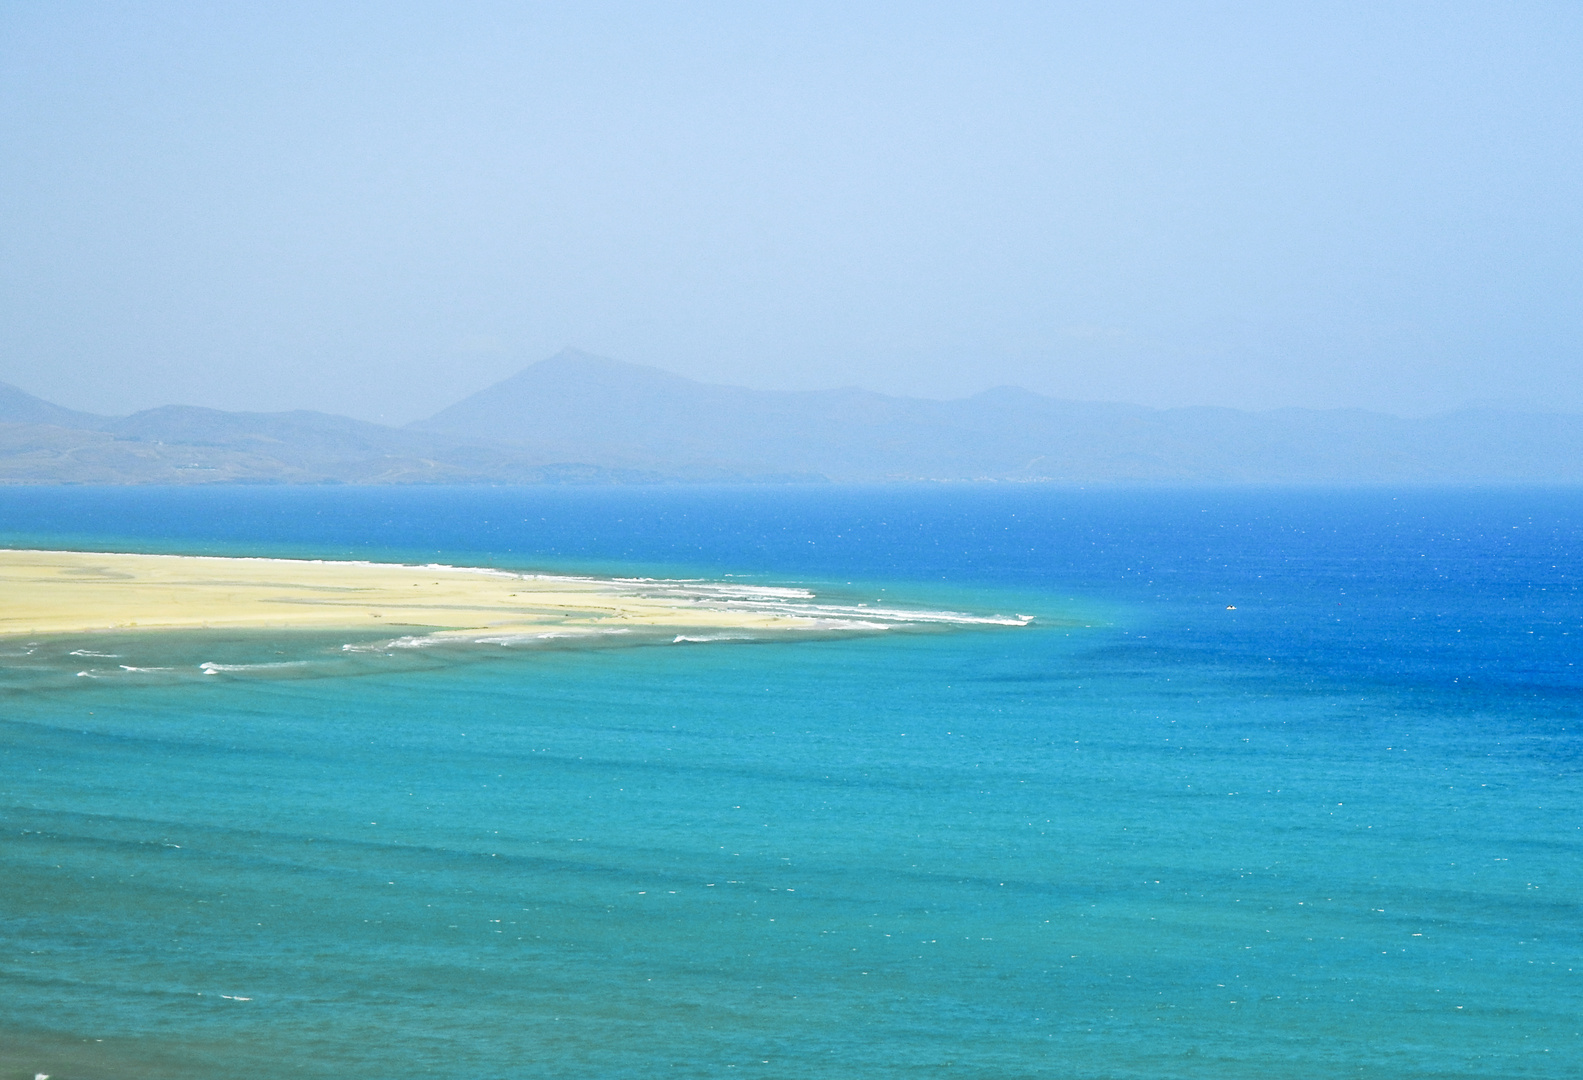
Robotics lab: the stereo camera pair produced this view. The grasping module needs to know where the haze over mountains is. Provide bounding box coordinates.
[2,349,1579,485]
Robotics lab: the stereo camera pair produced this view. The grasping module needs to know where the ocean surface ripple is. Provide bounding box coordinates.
[0,485,1578,1079]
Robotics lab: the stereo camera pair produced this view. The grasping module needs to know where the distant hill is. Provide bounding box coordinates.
[0,400,677,485]
[413,348,1583,483]
[0,380,110,429]
[2,351,1580,484]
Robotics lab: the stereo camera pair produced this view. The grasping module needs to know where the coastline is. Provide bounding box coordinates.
[0,548,1030,641]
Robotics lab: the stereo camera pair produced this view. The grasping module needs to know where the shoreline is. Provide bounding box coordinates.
[0,548,1030,641]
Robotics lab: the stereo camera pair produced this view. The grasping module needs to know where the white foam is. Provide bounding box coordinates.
[459,627,635,646]
[198,660,312,674]
[343,636,431,652]
[614,578,817,601]
[797,619,895,631]
[603,582,1032,628]
[801,604,1030,626]
[344,627,638,653]
[473,630,600,645]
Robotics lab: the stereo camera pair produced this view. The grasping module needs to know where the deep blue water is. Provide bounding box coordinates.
[1,485,1579,1079]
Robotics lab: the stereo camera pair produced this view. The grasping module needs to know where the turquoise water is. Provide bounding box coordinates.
[1,486,1579,1079]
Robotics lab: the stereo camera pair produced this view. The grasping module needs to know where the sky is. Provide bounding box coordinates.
[1,1,1579,424]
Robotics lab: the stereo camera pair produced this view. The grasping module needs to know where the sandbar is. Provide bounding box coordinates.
[0,548,1028,642]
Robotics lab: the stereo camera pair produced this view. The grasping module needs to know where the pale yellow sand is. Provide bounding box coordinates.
[0,548,1026,642]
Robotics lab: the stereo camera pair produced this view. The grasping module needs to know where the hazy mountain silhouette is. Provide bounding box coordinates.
[2,350,1580,483]
[412,348,1583,483]
[0,380,109,428]
[0,396,675,484]
[413,349,923,475]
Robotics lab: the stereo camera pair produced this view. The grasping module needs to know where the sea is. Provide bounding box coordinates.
[0,484,1578,1080]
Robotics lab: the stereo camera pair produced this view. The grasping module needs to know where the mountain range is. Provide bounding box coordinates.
[2,349,1579,484]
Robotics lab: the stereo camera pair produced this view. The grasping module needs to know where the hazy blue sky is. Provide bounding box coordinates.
[2,2,1579,423]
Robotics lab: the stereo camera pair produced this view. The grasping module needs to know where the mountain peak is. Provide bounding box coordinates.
[530,347,695,383]
[0,381,111,428]
[411,349,711,443]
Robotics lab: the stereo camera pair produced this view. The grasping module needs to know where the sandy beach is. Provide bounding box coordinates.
[0,548,1027,641]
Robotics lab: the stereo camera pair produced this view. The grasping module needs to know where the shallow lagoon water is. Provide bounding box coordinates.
[1,485,1580,1078]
